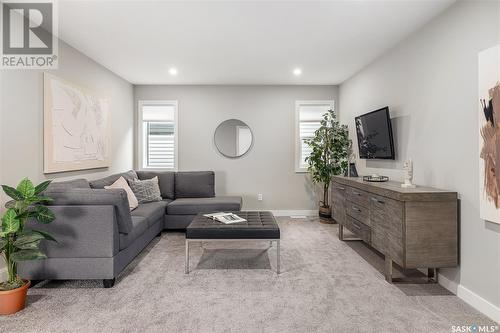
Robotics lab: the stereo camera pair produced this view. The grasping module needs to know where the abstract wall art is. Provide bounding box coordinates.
[44,73,110,173]
[479,44,500,224]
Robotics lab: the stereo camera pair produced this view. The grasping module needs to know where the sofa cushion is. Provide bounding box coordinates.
[136,171,175,200]
[129,177,162,203]
[46,188,134,234]
[175,171,215,198]
[119,216,149,250]
[131,200,171,226]
[105,176,139,211]
[89,170,138,189]
[166,196,242,215]
[45,179,90,191]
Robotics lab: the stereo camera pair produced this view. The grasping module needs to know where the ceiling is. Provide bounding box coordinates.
[59,0,455,85]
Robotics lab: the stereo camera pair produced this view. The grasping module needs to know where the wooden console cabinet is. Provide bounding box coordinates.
[331,176,458,282]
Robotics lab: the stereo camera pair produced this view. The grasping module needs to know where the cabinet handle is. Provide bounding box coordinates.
[371,197,385,204]
[352,206,361,212]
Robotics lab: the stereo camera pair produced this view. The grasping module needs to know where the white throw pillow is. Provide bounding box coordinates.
[105,176,139,211]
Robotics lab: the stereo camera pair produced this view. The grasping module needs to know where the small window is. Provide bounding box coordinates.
[295,100,334,173]
[137,101,178,170]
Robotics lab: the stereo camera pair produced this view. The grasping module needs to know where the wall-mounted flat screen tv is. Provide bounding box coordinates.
[355,107,395,159]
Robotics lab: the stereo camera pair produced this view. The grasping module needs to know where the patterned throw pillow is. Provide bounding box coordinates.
[128,176,162,204]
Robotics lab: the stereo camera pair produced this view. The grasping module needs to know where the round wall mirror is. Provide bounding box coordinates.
[214,119,253,158]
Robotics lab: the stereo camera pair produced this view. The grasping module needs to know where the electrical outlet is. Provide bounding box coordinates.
[257,194,263,201]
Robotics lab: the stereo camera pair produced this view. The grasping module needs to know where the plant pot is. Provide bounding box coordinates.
[319,206,334,224]
[319,206,331,218]
[0,280,30,315]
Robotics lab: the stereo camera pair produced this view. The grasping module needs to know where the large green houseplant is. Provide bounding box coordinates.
[0,178,56,315]
[304,109,349,220]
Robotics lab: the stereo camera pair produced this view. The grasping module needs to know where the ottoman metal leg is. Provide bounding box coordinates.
[185,239,189,274]
[277,240,280,274]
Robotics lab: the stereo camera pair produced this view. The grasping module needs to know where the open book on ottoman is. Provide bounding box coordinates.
[203,212,247,224]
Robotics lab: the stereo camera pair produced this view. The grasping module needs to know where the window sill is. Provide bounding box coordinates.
[138,167,177,172]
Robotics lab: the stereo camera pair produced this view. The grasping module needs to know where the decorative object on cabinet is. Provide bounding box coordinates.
[362,175,389,182]
[401,159,416,188]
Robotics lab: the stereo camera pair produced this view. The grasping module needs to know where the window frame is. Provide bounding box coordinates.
[137,100,179,171]
[294,100,335,173]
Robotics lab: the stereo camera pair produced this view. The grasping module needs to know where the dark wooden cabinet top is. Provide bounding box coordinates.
[332,176,457,202]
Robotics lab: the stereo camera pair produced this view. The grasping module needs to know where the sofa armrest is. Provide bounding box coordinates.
[26,205,120,258]
[45,188,133,233]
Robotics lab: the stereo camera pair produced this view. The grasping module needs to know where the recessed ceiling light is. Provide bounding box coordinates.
[293,68,302,76]
[168,67,178,76]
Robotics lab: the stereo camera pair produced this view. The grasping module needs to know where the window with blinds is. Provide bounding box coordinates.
[299,121,321,168]
[138,102,178,170]
[295,100,334,172]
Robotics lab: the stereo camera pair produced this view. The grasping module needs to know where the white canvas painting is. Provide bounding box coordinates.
[44,73,110,173]
[479,44,500,224]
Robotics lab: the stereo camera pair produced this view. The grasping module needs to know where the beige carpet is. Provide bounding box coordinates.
[0,217,496,332]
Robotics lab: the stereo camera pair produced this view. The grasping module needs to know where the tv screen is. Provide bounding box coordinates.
[355,107,395,159]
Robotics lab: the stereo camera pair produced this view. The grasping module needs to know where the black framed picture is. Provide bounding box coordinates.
[344,163,358,177]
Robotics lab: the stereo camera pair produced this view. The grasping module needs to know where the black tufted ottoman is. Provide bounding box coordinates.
[185,211,280,274]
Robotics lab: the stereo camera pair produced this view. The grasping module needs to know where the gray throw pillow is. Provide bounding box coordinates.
[129,176,162,203]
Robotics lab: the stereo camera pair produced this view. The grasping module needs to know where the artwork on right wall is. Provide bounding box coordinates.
[479,44,500,224]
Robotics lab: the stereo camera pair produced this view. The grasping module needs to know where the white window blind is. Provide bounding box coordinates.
[295,101,334,172]
[139,102,178,170]
[299,121,321,169]
[144,122,175,168]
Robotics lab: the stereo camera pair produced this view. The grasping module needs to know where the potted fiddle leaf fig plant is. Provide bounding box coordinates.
[0,178,56,315]
[304,109,349,222]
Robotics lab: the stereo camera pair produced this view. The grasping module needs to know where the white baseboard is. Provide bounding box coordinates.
[437,273,500,323]
[457,284,500,324]
[269,210,318,217]
[437,272,459,294]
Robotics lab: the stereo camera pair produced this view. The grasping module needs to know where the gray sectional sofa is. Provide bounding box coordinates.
[19,170,241,287]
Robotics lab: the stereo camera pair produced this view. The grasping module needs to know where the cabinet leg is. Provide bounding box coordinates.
[185,240,189,274]
[338,223,361,241]
[385,257,393,283]
[427,268,437,283]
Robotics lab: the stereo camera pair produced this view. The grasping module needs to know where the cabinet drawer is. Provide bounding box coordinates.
[369,193,404,265]
[369,194,403,214]
[346,202,370,226]
[369,193,404,231]
[331,182,347,200]
[347,187,370,208]
[345,216,371,244]
[331,182,347,224]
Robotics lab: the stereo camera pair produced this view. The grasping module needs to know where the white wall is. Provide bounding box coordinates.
[0,40,135,278]
[339,0,500,321]
[134,85,338,210]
